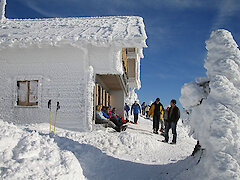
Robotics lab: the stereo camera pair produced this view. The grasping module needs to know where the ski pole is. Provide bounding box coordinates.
[54,101,60,134]
[48,100,52,133]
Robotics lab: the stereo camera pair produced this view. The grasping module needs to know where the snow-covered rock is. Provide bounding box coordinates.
[180,29,240,179]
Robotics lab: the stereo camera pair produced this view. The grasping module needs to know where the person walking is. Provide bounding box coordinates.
[131,101,141,124]
[162,99,180,144]
[124,103,130,121]
[141,102,146,115]
[148,98,164,134]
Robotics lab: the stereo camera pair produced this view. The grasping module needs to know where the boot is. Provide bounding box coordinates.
[160,128,164,133]
[114,126,121,132]
[121,125,127,131]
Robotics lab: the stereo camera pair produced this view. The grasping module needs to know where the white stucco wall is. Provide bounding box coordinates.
[0,46,93,131]
[110,90,125,117]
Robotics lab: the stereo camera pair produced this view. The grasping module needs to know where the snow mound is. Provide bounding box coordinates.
[0,119,86,180]
[180,29,240,179]
[0,16,147,50]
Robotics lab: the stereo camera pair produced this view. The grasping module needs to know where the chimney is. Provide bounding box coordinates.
[0,0,6,22]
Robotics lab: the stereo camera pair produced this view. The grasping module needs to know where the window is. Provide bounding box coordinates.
[17,80,39,106]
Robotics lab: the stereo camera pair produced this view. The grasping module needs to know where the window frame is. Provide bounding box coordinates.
[14,76,42,108]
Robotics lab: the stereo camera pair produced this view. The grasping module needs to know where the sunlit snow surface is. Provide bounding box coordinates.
[0,116,196,180]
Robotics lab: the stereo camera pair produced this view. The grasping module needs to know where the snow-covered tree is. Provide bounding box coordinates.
[0,0,6,22]
[180,29,240,179]
[125,89,139,105]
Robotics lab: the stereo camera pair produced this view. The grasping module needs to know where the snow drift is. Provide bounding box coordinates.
[0,115,197,180]
[180,29,240,179]
[0,120,86,180]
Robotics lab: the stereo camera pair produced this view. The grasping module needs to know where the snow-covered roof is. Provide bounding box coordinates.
[0,16,147,49]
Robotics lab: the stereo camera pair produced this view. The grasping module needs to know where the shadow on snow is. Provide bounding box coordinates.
[24,128,199,180]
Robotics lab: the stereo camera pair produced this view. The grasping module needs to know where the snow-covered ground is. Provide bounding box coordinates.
[0,115,197,180]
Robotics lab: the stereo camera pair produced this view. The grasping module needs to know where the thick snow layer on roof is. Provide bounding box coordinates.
[180,29,240,179]
[0,16,147,49]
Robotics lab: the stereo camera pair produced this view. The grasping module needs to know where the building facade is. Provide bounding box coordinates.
[0,15,147,131]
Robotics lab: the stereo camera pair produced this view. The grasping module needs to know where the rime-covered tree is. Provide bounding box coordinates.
[180,29,240,179]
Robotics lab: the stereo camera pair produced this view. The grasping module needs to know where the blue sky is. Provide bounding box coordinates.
[5,0,240,108]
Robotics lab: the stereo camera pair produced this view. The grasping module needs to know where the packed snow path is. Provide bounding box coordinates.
[1,116,197,180]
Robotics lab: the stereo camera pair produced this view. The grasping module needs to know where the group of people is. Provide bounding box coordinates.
[96,98,180,144]
[125,98,181,144]
[96,105,128,132]
[148,98,180,144]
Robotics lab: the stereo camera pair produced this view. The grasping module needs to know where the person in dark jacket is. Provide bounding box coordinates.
[162,99,180,144]
[148,98,164,134]
[131,101,141,124]
[141,102,146,115]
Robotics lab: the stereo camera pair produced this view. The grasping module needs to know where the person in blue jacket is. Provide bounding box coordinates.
[131,101,141,124]
[124,103,130,120]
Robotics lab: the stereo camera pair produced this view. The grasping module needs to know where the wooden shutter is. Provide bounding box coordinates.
[95,83,99,105]
[17,81,28,106]
[17,80,38,106]
[29,80,38,106]
[103,89,106,106]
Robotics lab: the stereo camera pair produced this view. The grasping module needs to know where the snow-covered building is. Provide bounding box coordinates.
[0,2,147,131]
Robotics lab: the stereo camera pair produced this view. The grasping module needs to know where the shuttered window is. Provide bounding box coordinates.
[17,80,39,106]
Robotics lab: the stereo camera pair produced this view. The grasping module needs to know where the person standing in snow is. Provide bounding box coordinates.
[124,103,130,121]
[141,102,146,115]
[131,101,141,124]
[163,106,170,127]
[162,99,180,144]
[148,98,164,134]
[145,105,150,119]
